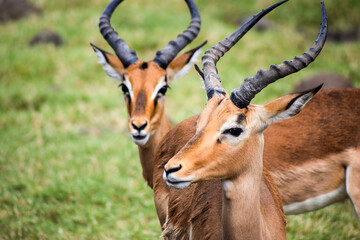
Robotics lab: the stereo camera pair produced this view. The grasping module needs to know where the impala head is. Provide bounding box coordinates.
[164,0,327,189]
[91,0,205,146]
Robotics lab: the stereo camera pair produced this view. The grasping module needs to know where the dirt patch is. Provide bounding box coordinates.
[0,0,42,22]
[29,29,64,47]
[328,28,360,43]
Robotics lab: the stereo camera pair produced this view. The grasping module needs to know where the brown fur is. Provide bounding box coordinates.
[154,116,224,239]
[153,88,360,238]
[264,89,360,165]
[156,93,292,239]
[264,88,360,206]
[262,168,287,225]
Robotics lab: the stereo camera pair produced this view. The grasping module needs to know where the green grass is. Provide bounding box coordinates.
[0,0,359,239]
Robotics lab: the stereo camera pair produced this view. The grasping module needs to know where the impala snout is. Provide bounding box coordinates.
[163,161,194,189]
[129,118,150,146]
[132,120,148,131]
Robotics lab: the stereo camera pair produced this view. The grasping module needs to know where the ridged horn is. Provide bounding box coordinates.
[230,1,327,109]
[153,0,201,69]
[99,0,138,68]
[201,0,288,99]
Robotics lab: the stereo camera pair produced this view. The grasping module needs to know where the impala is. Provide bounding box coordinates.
[162,1,327,237]
[153,1,356,238]
[91,0,205,188]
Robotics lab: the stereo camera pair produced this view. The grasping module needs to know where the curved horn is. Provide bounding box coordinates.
[230,1,327,109]
[153,0,201,69]
[99,0,138,68]
[201,0,288,99]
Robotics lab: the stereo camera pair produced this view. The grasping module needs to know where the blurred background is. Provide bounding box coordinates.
[0,0,359,239]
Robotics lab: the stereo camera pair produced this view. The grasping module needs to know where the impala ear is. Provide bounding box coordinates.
[166,41,207,83]
[263,84,322,126]
[90,43,125,81]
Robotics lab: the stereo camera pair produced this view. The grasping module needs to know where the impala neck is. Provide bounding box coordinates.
[138,114,171,188]
[221,138,267,240]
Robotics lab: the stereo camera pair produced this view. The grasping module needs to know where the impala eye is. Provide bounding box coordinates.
[154,85,169,108]
[119,83,129,95]
[158,85,169,96]
[223,128,243,137]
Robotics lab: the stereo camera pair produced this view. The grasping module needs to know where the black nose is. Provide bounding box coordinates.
[132,121,147,131]
[164,164,182,176]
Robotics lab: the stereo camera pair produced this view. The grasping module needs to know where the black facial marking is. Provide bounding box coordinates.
[217,98,225,106]
[140,62,148,69]
[236,114,246,124]
[119,83,131,104]
[134,90,147,114]
[154,97,159,108]
[154,85,169,108]
[217,138,222,144]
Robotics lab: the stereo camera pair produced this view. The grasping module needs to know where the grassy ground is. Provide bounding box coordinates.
[0,0,359,239]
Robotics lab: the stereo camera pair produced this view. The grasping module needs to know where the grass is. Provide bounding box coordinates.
[0,0,359,239]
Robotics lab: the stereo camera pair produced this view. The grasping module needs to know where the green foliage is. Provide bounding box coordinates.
[212,0,360,32]
[0,0,359,239]
[258,0,360,31]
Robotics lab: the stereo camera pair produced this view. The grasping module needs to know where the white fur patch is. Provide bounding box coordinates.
[345,167,360,217]
[219,119,242,135]
[130,133,150,146]
[123,77,134,100]
[218,117,248,144]
[270,91,315,124]
[151,77,167,100]
[172,47,203,81]
[283,184,347,215]
[93,47,122,81]
[222,180,234,191]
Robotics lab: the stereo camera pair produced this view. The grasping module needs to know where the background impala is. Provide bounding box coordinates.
[91,0,205,188]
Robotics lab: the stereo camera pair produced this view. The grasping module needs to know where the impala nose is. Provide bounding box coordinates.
[164,164,182,177]
[131,121,147,132]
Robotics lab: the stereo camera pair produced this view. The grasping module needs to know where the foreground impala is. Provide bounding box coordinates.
[162,1,327,238]
[91,0,205,188]
[153,1,359,238]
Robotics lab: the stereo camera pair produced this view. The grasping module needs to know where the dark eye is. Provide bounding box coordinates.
[223,128,243,137]
[119,83,129,95]
[157,85,169,96]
